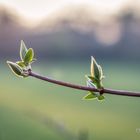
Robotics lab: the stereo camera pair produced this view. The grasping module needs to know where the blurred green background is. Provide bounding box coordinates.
[0,0,140,140]
[1,61,140,140]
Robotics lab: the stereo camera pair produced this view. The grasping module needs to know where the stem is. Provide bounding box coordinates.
[29,71,140,97]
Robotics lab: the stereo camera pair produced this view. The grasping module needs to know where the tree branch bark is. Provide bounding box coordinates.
[29,70,140,97]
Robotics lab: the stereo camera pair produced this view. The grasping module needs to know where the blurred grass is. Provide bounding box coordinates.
[1,60,140,140]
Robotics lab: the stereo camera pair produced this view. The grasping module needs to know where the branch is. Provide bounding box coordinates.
[7,41,140,100]
[29,70,140,97]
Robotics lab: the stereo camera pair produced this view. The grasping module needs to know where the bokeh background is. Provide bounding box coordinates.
[0,0,140,140]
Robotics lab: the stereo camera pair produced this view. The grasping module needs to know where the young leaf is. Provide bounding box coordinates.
[24,48,34,65]
[83,92,97,100]
[16,61,25,68]
[97,95,105,100]
[7,61,23,77]
[91,57,100,80]
[20,40,28,61]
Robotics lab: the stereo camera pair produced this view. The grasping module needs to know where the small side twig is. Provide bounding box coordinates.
[28,70,140,97]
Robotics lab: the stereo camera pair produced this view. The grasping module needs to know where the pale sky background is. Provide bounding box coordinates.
[0,0,139,25]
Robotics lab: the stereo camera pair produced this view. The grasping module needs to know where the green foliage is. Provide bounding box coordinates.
[84,57,105,101]
[7,61,23,77]
[24,48,34,66]
[91,56,100,79]
[7,40,35,77]
[16,61,25,68]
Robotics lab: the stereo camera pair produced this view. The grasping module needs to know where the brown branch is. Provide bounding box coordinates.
[28,70,140,97]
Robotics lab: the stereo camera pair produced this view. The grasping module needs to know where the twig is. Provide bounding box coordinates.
[28,70,140,97]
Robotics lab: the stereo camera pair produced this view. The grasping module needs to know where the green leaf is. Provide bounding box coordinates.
[97,95,105,100]
[20,40,28,61]
[91,56,100,80]
[7,61,23,77]
[24,48,34,65]
[16,61,25,68]
[83,92,97,100]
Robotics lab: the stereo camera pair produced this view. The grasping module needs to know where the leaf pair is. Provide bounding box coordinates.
[7,61,23,77]
[20,40,34,66]
[7,40,35,77]
[84,57,105,101]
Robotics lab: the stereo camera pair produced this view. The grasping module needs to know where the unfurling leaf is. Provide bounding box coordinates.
[85,57,105,101]
[20,40,28,61]
[7,61,23,77]
[16,61,25,68]
[91,56,100,80]
[24,48,34,65]
[83,92,97,100]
